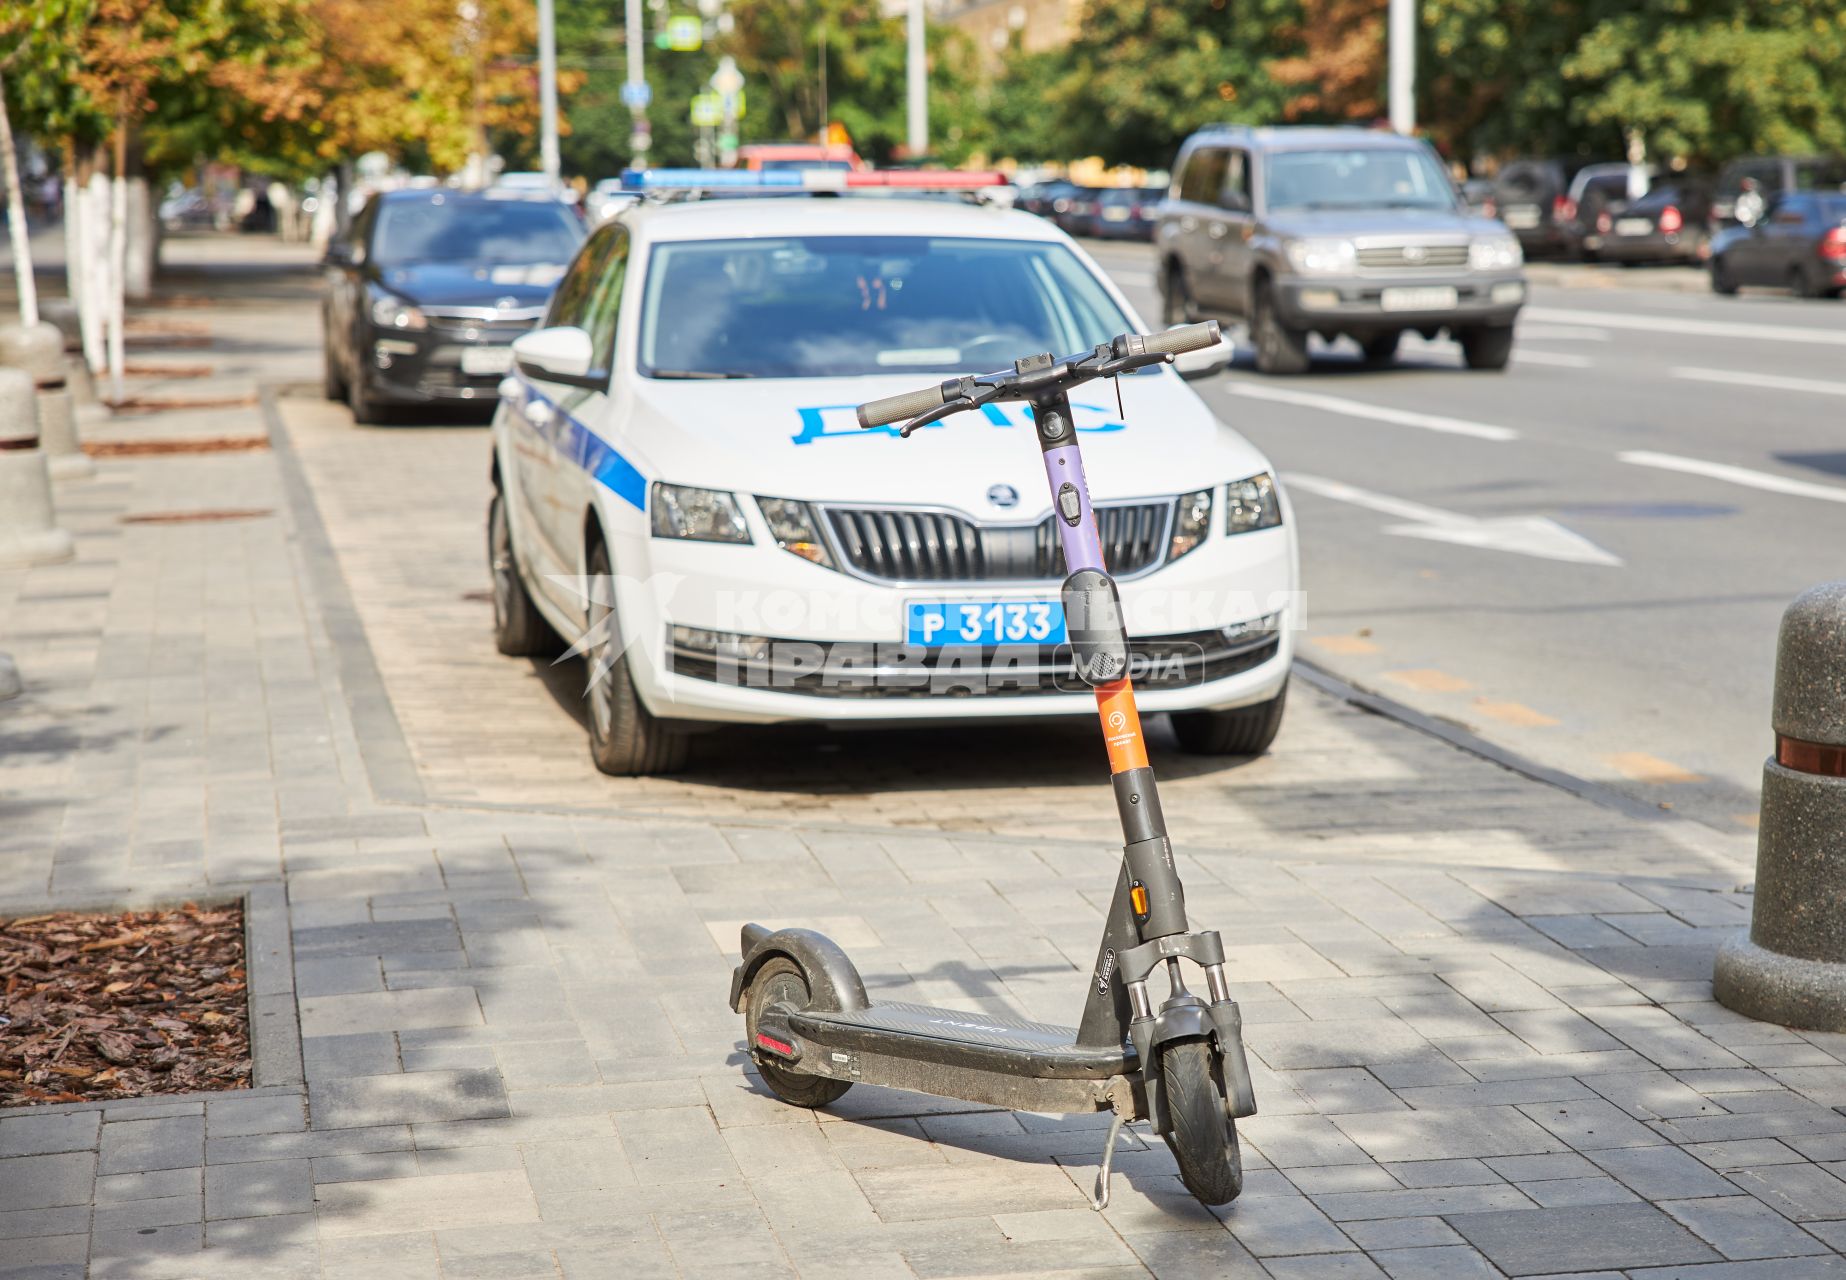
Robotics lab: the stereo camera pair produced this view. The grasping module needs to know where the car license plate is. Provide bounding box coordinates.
[906,600,1065,647]
[1380,286,1458,312]
[460,345,514,375]
[1615,217,1653,237]
[1502,206,1540,229]
[1102,207,1130,222]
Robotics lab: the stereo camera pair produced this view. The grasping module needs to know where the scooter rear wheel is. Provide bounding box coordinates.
[746,957,853,1108]
[1160,1039,1244,1205]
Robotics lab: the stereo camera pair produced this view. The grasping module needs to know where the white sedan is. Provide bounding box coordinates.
[489,173,1299,775]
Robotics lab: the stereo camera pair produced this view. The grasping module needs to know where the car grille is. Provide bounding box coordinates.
[1355,243,1470,269]
[823,501,1173,582]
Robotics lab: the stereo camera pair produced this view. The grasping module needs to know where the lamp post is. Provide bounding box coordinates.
[537,0,561,184]
[907,0,926,159]
[1388,0,1415,135]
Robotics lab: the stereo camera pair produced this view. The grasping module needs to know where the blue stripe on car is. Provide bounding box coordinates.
[520,385,647,511]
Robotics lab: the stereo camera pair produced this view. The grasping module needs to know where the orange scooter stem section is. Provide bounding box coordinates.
[1095,679,1149,774]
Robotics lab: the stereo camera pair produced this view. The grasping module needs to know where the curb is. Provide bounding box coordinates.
[1523,262,1712,294]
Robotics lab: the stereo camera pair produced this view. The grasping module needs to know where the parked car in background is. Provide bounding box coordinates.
[1713,155,1846,229]
[1460,178,1497,219]
[1710,191,1846,297]
[1157,125,1526,374]
[1052,187,1104,236]
[322,188,586,423]
[1564,163,1657,260]
[1587,181,1714,266]
[1087,186,1165,241]
[1015,179,1079,219]
[1493,157,1612,258]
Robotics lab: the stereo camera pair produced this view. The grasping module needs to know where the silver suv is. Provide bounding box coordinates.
[1157,125,1527,374]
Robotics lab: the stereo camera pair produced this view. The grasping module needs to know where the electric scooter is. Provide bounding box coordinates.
[729,320,1256,1209]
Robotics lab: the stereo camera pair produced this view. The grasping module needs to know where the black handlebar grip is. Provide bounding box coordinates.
[1141,320,1223,357]
[857,382,949,429]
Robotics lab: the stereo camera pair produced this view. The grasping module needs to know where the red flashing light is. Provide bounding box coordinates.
[844,171,1008,189]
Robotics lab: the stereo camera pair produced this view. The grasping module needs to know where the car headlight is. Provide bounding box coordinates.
[1469,235,1523,271]
[1284,238,1357,274]
[650,483,751,543]
[1167,489,1213,562]
[1226,473,1282,535]
[369,295,427,330]
[756,497,834,568]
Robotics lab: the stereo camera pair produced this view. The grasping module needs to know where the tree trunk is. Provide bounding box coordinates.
[0,68,39,326]
[124,177,156,300]
[81,168,109,376]
[108,123,128,403]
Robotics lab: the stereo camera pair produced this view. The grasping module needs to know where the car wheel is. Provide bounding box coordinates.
[1161,262,1198,326]
[1359,331,1401,366]
[1711,256,1739,296]
[1792,265,1823,299]
[347,367,391,426]
[1459,325,1515,371]
[488,486,557,658]
[1252,280,1310,376]
[322,325,347,402]
[583,538,689,776]
[1170,686,1287,756]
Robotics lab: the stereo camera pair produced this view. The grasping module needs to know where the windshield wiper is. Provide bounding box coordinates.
[650,369,750,380]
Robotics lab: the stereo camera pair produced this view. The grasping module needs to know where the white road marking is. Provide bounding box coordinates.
[1515,350,1594,368]
[1286,473,1623,565]
[1670,367,1846,397]
[1619,451,1846,505]
[1527,305,1846,347]
[1226,382,1519,442]
[1515,323,1611,342]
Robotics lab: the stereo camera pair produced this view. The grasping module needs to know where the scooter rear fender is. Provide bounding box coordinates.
[730,924,870,1016]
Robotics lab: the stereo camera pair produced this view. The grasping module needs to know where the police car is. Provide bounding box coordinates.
[488,169,1298,775]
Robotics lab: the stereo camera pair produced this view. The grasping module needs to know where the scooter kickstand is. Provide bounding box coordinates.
[1090,1109,1130,1211]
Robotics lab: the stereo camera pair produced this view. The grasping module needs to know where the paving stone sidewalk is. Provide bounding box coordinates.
[3,237,1844,1279]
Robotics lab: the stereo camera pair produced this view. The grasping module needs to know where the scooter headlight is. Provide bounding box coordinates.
[1226,473,1282,535]
[1167,488,1213,562]
[650,483,751,543]
[756,497,835,568]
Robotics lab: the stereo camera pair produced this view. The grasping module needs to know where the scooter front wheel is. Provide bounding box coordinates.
[1160,1039,1244,1205]
[746,956,853,1108]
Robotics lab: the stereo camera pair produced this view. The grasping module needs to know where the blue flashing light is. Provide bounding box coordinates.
[620,168,805,191]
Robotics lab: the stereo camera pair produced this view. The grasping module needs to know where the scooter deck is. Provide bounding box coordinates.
[791,1001,1134,1079]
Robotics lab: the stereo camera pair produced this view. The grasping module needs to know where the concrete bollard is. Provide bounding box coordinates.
[0,321,93,479]
[0,366,74,569]
[1716,581,1846,1030]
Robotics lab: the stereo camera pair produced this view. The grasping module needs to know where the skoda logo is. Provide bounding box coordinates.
[987,484,1019,509]
[1403,245,1428,263]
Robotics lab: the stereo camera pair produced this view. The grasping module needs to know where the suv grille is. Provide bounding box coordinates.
[825,501,1172,582]
[1356,243,1470,269]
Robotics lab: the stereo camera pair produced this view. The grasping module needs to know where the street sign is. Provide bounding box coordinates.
[621,80,652,109]
[665,14,701,51]
[690,93,722,127]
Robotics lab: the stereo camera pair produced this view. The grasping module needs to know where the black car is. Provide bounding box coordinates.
[1493,157,1617,258]
[1016,179,1079,219]
[1711,191,1846,297]
[322,189,585,423]
[1589,181,1714,266]
[1052,186,1104,236]
[1087,186,1165,241]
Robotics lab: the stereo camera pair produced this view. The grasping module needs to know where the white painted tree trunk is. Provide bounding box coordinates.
[108,158,127,403]
[63,162,86,357]
[0,71,38,326]
[124,177,155,300]
[80,174,108,376]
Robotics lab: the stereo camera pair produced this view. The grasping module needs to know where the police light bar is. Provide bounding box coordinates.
[619,168,1008,193]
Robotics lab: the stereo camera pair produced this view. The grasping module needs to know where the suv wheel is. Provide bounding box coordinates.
[1459,325,1515,371]
[1161,262,1198,326]
[1252,280,1310,376]
[1711,255,1739,296]
[583,538,689,776]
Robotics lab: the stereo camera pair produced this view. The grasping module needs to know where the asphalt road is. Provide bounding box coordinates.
[1087,239,1846,832]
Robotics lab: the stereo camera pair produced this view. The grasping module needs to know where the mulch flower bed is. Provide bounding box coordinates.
[0,904,252,1108]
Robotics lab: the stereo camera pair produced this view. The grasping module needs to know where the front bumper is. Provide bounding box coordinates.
[603,520,1298,726]
[363,320,530,404]
[1275,272,1526,334]
[1583,231,1707,263]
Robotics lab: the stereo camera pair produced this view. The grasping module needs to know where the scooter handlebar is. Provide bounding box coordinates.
[857,382,949,429]
[1140,320,1222,357]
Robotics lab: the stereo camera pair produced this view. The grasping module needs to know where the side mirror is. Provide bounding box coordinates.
[512,325,605,389]
[1172,326,1232,379]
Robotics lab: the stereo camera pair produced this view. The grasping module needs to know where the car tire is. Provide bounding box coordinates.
[583,538,689,777]
[347,367,391,426]
[488,486,557,658]
[322,325,347,402]
[1252,280,1310,376]
[1792,265,1823,299]
[1711,256,1739,295]
[1161,262,1199,326]
[1360,331,1401,366]
[1170,685,1287,756]
[1459,325,1515,371]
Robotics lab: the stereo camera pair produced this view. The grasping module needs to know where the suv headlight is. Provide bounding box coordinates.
[1469,235,1523,271]
[370,295,427,330]
[756,497,834,568]
[1226,473,1282,534]
[650,483,751,543]
[1284,238,1357,274]
[1167,489,1213,562]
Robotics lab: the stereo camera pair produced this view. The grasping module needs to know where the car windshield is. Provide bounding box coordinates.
[638,235,1139,380]
[1265,147,1455,211]
[372,197,583,267]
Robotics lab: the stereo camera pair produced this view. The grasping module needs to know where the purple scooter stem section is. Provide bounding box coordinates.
[1042,442,1105,574]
